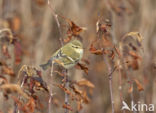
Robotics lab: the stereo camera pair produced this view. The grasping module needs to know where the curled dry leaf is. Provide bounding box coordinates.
[57,84,73,97]
[2,44,11,58]
[12,96,35,113]
[75,63,88,74]
[0,75,8,84]
[129,51,142,60]
[2,66,15,76]
[54,71,64,77]
[62,104,73,111]
[12,16,21,32]
[89,43,103,55]
[128,85,133,93]
[0,28,14,43]
[96,19,111,33]
[133,79,144,91]
[81,59,90,65]
[13,40,22,64]
[77,101,83,111]
[124,32,143,43]
[0,84,30,99]
[63,36,72,43]
[24,98,35,113]
[77,79,95,88]
[66,19,85,36]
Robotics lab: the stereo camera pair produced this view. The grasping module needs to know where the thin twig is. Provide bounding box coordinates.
[103,55,115,113]
[48,61,54,113]
[47,0,64,46]
[64,70,69,113]
[118,68,125,113]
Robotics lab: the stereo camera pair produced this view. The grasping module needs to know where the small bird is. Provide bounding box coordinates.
[40,40,83,70]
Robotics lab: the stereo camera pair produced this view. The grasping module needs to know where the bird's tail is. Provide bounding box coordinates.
[40,59,52,70]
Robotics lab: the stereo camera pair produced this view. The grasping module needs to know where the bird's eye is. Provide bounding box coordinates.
[72,46,79,48]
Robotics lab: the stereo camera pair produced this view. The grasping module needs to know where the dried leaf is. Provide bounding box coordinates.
[0,84,30,99]
[24,98,35,113]
[70,85,82,95]
[35,0,46,6]
[77,101,83,111]
[63,36,72,43]
[125,32,143,44]
[13,41,22,64]
[2,45,10,58]
[0,75,8,84]
[12,16,21,32]
[62,104,73,111]
[0,28,14,43]
[96,20,111,33]
[89,43,103,55]
[57,84,73,97]
[77,79,95,88]
[2,66,14,76]
[133,79,144,91]
[75,63,88,74]
[81,91,90,104]
[54,71,64,77]
[67,20,85,36]
[129,51,141,60]
[81,59,90,65]
[128,85,133,93]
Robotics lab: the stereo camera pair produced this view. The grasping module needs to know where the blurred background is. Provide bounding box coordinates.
[0,0,156,113]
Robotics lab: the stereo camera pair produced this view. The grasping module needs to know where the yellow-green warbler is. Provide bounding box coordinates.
[40,40,83,70]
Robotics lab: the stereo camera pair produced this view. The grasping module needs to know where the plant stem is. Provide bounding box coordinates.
[64,69,69,113]
[103,55,115,113]
[48,61,54,113]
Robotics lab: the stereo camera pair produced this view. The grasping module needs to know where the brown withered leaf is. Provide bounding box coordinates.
[126,58,139,70]
[70,84,82,95]
[131,59,139,70]
[24,98,35,113]
[102,36,113,48]
[54,71,64,77]
[81,59,90,65]
[124,32,143,44]
[12,96,35,113]
[77,101,83,111]
[12,16,21,32]
[2,66,14,76]
[89,43,103,55]
[35,0,46,6]
[13,40,22,64]
[2,44,11,58]
[0,75,8,84]
[0,84,30,99]
[67,20,85,36]
[62,104,73,111]
[77,79,95,88]
[63,36,72,43]
[128,85,133,93]
[133,79,144,91]
[96,19,111,33]
[129,51,142,60]
[81,90,90,104]
[75,63,88,74]
[57,84,73,97]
